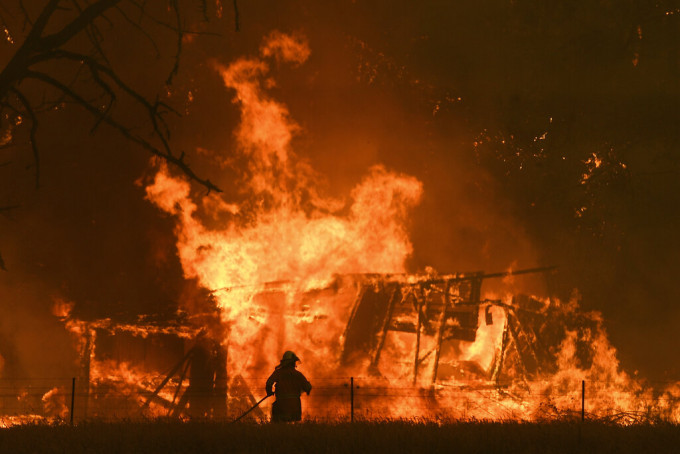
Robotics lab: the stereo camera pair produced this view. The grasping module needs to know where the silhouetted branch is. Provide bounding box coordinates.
[26,70,220,193]
[0,0,227,193]
[38,0,121,51]
[126,0,222,37]
[28,49,179,153]
[114,4,160,57]
[9,88,39,188]
[17,0,33,29]
[167,0,182,85]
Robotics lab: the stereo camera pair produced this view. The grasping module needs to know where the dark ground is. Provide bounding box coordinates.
[1,420,680,453]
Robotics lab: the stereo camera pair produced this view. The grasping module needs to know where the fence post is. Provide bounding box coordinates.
[70,377,76,426]
[350,377,354,423]
[581,379,585,422]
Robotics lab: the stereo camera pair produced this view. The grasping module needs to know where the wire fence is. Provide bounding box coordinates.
[1,376,680,425]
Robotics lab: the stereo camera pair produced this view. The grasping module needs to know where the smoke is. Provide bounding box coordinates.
[0,279,78,380]
[259,31,311,66]
[0,0,675,390]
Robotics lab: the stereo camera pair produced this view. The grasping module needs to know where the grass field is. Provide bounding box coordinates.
[1,420,679,453]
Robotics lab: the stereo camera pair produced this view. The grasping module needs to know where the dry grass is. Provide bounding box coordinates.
[1,419,679,453]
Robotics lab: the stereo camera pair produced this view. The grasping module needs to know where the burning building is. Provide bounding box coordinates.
[2,25,680,426]
[47,264,677,423]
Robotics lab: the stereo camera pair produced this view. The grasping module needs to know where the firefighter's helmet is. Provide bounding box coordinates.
[281,351,300,363]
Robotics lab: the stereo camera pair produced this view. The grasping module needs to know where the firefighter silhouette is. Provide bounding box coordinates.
[265,351,312,422]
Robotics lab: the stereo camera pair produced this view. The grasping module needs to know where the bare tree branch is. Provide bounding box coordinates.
[0,0,61,96]
[126,0,221,37]
[0,0,242,270]
[38,0,122,51]
[25,70,220,193]
[0,0,229,197]
[17,1,34,29]
[167,0,182,85]
[28,49,179,153]
[9,88,39,188]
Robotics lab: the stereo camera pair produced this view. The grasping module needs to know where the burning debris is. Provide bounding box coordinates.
[36,266,675,423]
[2,29,679,426]
[340,267,558,385]
[68,31,673,422]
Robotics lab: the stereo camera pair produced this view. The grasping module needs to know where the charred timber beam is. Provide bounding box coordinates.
[214,345,228,418]
[389,321,417,333]
[170,358,192,409]
[506,310,540,375]
[210,266,557,293]
[369,285,400,371]
[136,384,181,413]
[491,314,510,385]
[470,276,482,303]
[476,266,557,280]
[354,266,556,286]
[431,282,451,385]
[141,346,195,410]
[503,320,530,390]
[416,350,433,367]
[342,285,367,345]
[413,295,423,385]
[169,389,191,418]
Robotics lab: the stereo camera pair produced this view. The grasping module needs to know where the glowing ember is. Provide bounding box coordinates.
[51,297,75,319]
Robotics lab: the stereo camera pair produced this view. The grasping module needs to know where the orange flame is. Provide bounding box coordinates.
[45,31,680,424]
[141,31,680,423]
[42,387,68,419]
[145,30,425,398]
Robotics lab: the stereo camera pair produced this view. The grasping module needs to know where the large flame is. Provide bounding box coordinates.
[48,31,680,423]
[145,31,422,379]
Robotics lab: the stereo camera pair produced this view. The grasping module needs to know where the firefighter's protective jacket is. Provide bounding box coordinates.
[265,365,312,422]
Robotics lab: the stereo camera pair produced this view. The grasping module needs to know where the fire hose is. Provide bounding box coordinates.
[232,394,271,423]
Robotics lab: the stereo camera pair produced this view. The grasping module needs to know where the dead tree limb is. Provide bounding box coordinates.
[25,69,219,193]
[8,88,39,187]
[0,0,228,192]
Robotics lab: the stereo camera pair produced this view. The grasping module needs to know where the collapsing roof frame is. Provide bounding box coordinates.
[69,317,235,419]
[340,266,556,386]
[66,266,555,420]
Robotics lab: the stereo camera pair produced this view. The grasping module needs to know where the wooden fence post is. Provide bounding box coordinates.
[70,377,76,426]
[350,377,354,422]
[581,380,585,422]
